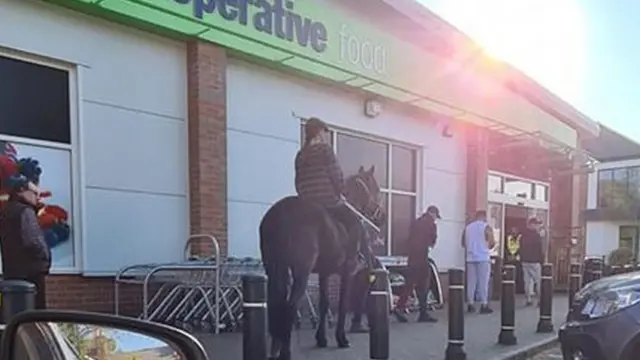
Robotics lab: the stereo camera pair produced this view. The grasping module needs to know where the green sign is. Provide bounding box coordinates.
[51,0,577,147]
[152,0,392,83]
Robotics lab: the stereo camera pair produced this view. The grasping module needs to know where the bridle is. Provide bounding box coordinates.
[353,176,384,225]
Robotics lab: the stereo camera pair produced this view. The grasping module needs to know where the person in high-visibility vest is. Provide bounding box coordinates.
[505,227,521,263]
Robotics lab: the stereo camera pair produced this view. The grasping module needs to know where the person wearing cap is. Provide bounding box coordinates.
[462,210,496,314]
[0,158,51,309]
[393,205,441,323]
[519,217,545,306]
[295,117,369,262]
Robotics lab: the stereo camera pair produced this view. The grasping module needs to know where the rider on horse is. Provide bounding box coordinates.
[294,117,372,268]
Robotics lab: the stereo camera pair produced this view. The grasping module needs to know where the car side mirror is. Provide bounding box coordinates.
[0,310,209,360]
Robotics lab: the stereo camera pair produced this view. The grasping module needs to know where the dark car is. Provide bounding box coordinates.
[560,271,640,360]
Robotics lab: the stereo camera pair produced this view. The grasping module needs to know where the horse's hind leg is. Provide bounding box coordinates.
[336,269,353,348]
[314,273,329,348]
[266,264,288,360]
[279,266,312,360]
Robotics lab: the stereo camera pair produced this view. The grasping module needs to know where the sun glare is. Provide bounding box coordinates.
[428,0,587,105]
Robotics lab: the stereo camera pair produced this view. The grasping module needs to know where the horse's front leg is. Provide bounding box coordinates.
[350,269,369,333]
[314,273,329,348]
[336,269,352,348]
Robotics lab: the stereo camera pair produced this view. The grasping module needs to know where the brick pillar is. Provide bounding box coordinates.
[465,127,489,217]
[187,41,228,256]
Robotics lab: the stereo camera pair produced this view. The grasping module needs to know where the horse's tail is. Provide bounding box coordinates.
[259,209,290,342]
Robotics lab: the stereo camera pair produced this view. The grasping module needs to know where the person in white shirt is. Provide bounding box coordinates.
[462,210,496,314]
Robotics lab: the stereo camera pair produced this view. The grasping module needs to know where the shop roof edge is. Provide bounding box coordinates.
[378,0,600,138]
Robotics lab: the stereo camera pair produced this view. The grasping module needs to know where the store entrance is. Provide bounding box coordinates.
[504,205,530,294]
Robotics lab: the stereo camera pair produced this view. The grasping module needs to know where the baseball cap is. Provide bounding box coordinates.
[426,205,441,219]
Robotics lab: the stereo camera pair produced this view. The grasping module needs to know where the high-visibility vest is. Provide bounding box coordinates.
[506,234,521,260]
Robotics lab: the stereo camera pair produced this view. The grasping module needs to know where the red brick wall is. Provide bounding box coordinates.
[44,41,229,312]
[186,41,228,257]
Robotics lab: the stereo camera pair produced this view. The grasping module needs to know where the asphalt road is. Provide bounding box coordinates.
[528,345,562,359]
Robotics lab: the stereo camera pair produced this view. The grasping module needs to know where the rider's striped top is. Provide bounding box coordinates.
[294,142,344,207]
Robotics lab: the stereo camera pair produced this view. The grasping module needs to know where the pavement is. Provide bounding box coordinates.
[195,295,568,360]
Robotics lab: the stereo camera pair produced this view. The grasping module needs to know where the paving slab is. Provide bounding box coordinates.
[195,295,568,360]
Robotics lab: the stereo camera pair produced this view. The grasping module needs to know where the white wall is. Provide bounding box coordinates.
[0,0,189,275]
[226,60,467,269]
[587,158,640,209]
[585,221,622,260]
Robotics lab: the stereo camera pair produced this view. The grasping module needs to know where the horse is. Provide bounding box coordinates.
[259,165,386,360]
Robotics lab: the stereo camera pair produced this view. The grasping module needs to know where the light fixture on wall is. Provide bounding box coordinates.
[364,98,382,118]
[441,124,453,138]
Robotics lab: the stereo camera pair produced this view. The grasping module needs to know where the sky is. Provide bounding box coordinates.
[416,0,640,141]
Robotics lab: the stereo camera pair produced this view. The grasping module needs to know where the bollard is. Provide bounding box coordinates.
[498,265,517,345]
[592,261,603,281]
[568,263,581,311]
[491,257,502,301]
[623,264,634,274]
[368,269,390,360]
[536,264,554,333]
[242,274,267,360]
[445,268,466,360]
[0,280,36,337]
[0,280,36,321]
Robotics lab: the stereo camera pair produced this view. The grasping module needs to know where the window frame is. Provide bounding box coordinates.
[0,48,82,274]
[487,171,550,210]
[597,166,640,209]
[301,123,421,256]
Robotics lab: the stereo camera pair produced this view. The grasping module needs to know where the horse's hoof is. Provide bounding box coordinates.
[315,337,328,348]
[349,324,368,333]
[336,335,351,348]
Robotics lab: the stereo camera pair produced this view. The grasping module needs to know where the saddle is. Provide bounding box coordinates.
[322,211,372,274]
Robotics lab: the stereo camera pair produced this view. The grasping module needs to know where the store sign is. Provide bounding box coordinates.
[55,0,579,148]
[169,0,388,75]
[174,0,329,54]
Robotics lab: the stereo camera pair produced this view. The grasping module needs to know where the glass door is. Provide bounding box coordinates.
[488,202,504,257]
[528,208,549,261]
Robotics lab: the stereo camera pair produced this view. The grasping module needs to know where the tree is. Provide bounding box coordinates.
[58,323,117,359]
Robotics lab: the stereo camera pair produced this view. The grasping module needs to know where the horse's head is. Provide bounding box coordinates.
[344,165,387,228]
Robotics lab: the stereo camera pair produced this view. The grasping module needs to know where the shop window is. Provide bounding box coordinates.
[488,174,503,194]
[391,145,417,192]
[0,54,75,271]
[0,141,75,269]
[336,133,389,188]
[299,124,418,256]
[597,166,640,209]
[390,194,416,255]
[534,184,548,202]
[504,177,533,199]
[0,56,70,144]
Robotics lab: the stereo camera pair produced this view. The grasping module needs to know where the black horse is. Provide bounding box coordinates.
[260,166,386,360]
